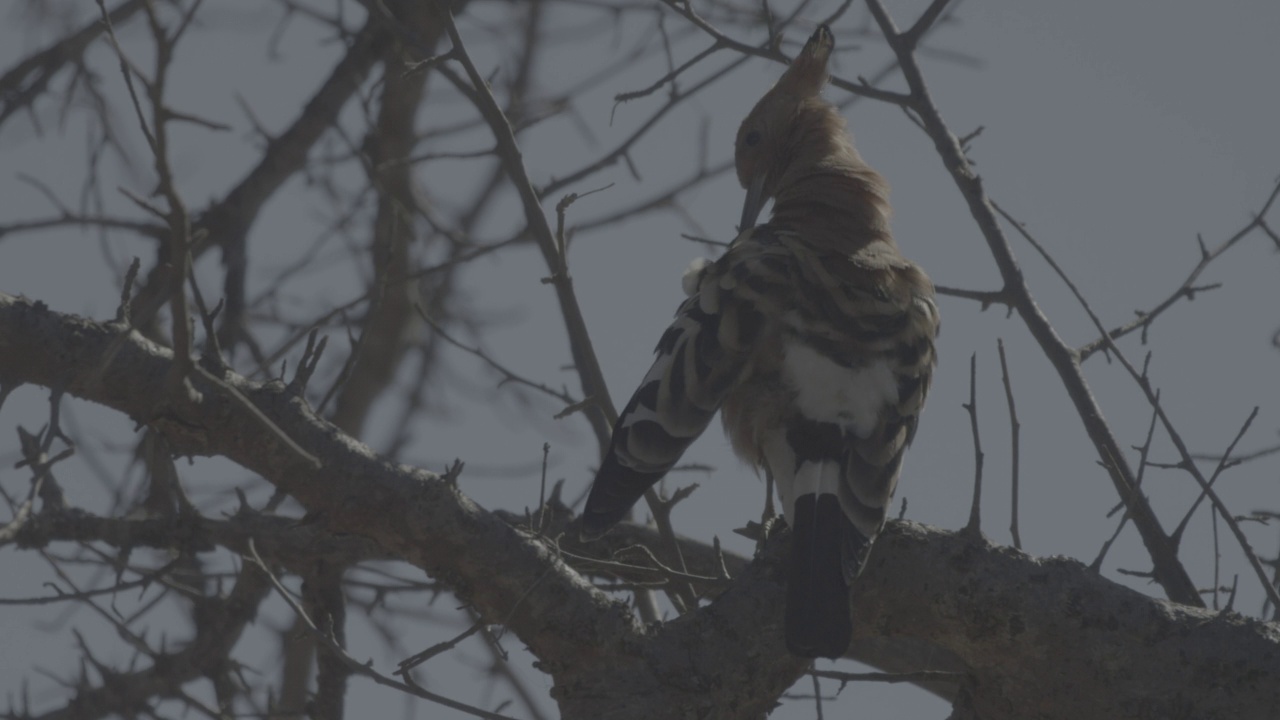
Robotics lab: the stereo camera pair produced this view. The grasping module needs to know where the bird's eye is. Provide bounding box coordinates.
[744,130,762,147]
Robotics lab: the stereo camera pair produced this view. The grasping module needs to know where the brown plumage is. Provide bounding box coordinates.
[581,25,939,659]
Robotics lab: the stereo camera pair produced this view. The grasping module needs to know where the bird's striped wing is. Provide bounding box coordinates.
[579,238,769,539]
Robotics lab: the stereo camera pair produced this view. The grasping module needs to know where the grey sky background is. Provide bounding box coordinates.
[1,1,1278,718]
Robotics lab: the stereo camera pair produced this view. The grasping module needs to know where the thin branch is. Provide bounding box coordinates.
[1078,178,1280,361]
[247,540,519,720]
[996,339,1021,550]
[934,284,1014,310]
[811,668,965,685]
[1090,397,1160,573]
[962,352,983,535]
[434,18,616,430]
[993,201,1280,611]
[900,0,954,49]
[614,41,723,104]
[1170,407,1260,546]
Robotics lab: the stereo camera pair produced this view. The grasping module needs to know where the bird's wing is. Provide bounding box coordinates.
[579,230,784,538]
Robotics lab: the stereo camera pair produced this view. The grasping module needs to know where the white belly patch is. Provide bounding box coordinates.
[782,341,896,438]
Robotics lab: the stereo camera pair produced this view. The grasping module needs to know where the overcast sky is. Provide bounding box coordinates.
[2,1,1279,718]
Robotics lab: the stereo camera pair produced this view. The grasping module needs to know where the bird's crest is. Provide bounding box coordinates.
[774,25,834,99]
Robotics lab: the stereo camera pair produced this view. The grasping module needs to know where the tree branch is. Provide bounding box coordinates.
[2,292,1277,719]
[862,0,1201,607]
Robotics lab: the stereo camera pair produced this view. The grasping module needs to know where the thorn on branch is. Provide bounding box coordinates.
[442,459,465,486]
[623,152,641,183]
[1258,218,1280,250]
[537,442,550,534]
[288,328,328,398]
[193,293,228,377]
[665,483,698,509]
[613,41,723,106]
[962,353,983,537]
[1223,574,1240,613]
[958,124,984,152]
[1182,282,1222,301]
[116,257,142,325]
[554,395,598,420]
[997,339,1022,550]
[402,47,458,77]
[711,536,732,580]
[553,183,614,277]
[933,285,1013,310]
[396,622,483,675]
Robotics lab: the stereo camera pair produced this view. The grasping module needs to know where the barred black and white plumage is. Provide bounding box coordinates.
[580,24,939,659]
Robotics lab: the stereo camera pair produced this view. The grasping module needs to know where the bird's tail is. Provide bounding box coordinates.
[580,450,673,539]
[784,460,872,659]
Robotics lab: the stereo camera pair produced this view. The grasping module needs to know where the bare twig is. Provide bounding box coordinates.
[538,442,551,534]
[1170,407,1260,547]
[397,622,484,674]
[935,284,1014,311]
[996,339,1021,549]
[811,668,965,685]
[1078,179,1280,361]
[993,201,1280,610]
[962,353,983,535]
[247,539,520,720]
[417,305,576,407]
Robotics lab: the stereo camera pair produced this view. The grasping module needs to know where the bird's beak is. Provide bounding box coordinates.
[739,174,767,232]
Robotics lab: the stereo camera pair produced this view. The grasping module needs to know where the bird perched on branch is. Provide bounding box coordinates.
[580,25,939,659]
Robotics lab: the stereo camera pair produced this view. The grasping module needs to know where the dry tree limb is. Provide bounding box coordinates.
[5,291,1280,718]
[862,0,1201,607]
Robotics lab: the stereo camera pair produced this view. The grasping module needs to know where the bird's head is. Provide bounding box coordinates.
[735,25,857,231]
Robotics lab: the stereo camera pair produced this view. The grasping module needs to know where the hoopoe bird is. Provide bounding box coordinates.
[580,25,939,659]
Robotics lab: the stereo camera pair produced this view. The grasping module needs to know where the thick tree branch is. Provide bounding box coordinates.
[0,290,636,661]
[858,523,1280,720]
[2,293,1278,719]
